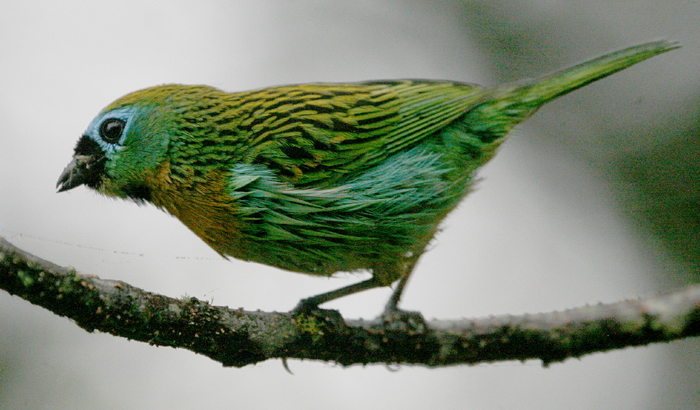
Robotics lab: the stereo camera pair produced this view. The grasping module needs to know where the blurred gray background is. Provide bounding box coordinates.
[1,0,699,409]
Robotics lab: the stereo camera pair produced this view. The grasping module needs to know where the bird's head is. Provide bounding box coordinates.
[57,85,187,202]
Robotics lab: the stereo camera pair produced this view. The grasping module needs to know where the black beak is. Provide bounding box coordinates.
[56,155,92,192]
[56,135,106,192]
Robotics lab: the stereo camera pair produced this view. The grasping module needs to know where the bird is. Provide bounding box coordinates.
[57,40,678,315]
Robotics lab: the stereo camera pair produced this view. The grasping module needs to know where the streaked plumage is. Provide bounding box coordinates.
[57,41,678,312]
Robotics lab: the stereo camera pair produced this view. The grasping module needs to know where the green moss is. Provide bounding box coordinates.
[16,270,34,287]
[294,314,326,343]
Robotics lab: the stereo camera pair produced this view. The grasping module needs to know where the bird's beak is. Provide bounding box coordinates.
[56,155,93,192]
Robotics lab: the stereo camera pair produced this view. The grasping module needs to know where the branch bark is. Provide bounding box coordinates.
[1,236,698,368]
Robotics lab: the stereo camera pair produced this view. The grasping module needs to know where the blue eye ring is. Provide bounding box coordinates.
[99,118,126,144]
[85,107,136,155]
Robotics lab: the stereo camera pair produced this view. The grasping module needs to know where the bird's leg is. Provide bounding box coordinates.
[380,253,428,332]
[384,269,412,312]
[293,251,424,323]
[293,276,384,313]
[383,251,421,313]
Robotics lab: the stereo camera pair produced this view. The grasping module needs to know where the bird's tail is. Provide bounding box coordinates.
[468,40,679,139]
[502,39,679,107]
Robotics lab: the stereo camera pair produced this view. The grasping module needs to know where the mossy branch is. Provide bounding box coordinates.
[1,236,698,368]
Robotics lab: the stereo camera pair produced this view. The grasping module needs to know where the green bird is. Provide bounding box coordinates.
[57,40,677,314]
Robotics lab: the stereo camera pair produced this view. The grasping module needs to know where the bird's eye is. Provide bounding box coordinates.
[99,118,126,144]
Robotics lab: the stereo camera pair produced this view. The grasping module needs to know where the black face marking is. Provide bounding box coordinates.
[99,118,126,144]
[75,134,104,157]
[73,135,107,189]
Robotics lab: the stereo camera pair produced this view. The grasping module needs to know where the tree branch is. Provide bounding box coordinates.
[1,236,698,368]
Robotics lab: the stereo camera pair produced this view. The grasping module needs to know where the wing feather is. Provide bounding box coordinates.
[177,80,487,187]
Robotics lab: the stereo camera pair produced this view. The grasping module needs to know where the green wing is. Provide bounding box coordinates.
[229,80,486,187]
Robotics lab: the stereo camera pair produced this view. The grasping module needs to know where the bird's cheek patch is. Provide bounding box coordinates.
[102,150,122,180]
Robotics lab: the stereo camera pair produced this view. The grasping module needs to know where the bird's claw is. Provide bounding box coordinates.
[291,298,321,315]
[291,299,344,324]
[380,306,427,334]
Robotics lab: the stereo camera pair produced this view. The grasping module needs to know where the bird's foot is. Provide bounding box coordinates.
[379,303,427,334]
[291,298,344,324]
[292,297,321,315]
